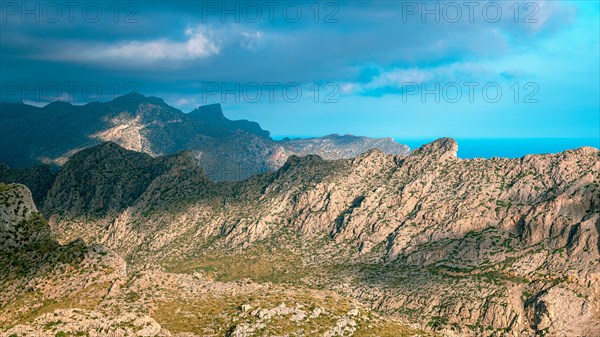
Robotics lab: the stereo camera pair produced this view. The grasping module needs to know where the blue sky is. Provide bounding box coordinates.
[1,0,598,140]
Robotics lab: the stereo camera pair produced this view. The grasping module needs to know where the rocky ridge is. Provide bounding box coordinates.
[1,137,599,336]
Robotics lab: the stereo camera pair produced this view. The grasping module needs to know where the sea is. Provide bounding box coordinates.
[272,136,600,159]
[395,138,600,159]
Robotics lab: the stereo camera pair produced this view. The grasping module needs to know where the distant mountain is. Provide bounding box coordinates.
[187,103,270,138]
[0,93,409,180]
[280,134,407,160]
[4,139,597,336]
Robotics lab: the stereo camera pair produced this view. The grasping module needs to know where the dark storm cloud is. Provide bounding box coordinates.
[0,0,576,105]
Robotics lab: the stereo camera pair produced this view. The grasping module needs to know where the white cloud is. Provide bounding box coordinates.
[342,61,501,95]
[370,68,433,88]
[240,30,264,50]
[39,25,221,66]
[84,26,219,63]
[36,24,269,68]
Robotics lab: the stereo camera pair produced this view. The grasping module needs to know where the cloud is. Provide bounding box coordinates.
[39,25,220,66]
[23,24,270,70]
[342,61,501,96]
[240,31,265,50]
[0,0,586,103]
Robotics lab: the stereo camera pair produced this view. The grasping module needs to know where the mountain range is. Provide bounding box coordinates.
[0,93,409,181]
[1,136,598,336]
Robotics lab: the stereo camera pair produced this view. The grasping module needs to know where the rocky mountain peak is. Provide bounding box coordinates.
[570,145,599,156]
[352,148,389,165]
[189,103,225,121]
[411,137,458,161]
[71,141,151,162]
[112,92,158,104]
[108,92,175,115]
[0,183,37,227]
[357,147,386,158]
[187,103,271,139]
[0,183,53,253]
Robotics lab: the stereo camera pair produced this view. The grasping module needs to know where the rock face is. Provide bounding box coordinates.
[0,93,410,181]
[5,309,169,337]
[0,183,48,252]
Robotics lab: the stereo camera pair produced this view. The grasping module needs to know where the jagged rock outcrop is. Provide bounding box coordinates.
[4,309,170,337]
[0,183,49,252]
[0,93,409,181]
